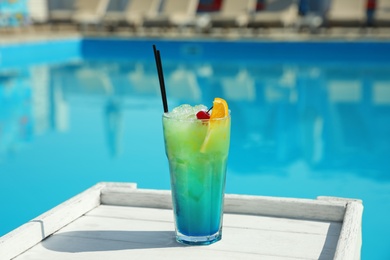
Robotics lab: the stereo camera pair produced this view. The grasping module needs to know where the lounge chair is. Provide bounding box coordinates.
[325,0,365,27]
[288,0,330,31]
[375,0,390,26]
[143,0,200,28]
[27,0,49,25]
[72,0,110,28]
[248,0,298,28]
[103,0,161,29]
[47,0,75,25]
[209,0,258,28]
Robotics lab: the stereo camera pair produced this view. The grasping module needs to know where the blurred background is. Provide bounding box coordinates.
[0,0,389,36]
[1,0,390,259]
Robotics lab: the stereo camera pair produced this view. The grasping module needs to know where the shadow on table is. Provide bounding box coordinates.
[42,230,185,252]
[318,222,342,260]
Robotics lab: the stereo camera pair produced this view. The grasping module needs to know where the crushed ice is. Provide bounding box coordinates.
[168,104,208,119]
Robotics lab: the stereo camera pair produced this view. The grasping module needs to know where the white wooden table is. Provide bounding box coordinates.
[0,182,363,260]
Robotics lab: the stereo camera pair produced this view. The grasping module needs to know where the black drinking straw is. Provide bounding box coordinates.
[153,45,169,113]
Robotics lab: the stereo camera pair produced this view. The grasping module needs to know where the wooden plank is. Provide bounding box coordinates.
[100,182,137,190]
[333,201,364,260]
[224,194,347,222]
[101,188,173,209]
[88,205,174,222]
[13,235,301,260]
[88,205,342,236]
[14,205,340,259]
[317,196,362,204]
[27,183,136,238]
[0,182,107,260]
[101,187,347,222]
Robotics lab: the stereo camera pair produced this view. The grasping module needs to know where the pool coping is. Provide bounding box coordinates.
[1,25,390,45]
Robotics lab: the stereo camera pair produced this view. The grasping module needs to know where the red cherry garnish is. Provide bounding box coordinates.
[196,110,210,120]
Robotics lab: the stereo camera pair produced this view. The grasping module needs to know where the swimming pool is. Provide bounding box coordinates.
[1,38,390,259]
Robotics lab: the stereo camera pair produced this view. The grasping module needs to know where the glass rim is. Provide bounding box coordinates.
[163,111,231,122]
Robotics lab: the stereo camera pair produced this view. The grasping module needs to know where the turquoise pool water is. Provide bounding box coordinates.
[1,38,390,259]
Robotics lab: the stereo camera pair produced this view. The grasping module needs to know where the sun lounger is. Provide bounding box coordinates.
[72,0,110,28]
[47,0,75,25]
[209,0,257,28]
[326,0,365,27]
[27,0,49,25]
[103,0,161,29]
[143,0,200,28]
[248,0,298,28]
[375,0,390,26]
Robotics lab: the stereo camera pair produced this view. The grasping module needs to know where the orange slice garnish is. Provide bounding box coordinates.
[210,97,229,119]
[200,98,229,152]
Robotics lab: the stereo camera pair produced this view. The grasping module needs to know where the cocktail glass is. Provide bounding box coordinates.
[162,112,230,245]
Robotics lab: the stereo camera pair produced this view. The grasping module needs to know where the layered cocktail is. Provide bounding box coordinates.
[162,98,230,245]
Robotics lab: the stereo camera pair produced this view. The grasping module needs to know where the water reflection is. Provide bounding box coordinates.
[104,97,123,158]
[1,60,390,179]
[0,69,31,162]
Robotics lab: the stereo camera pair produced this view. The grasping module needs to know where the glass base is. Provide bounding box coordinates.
[176,231,222,246]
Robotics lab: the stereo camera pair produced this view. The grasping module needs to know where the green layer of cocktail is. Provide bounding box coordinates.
[163,101,230,245]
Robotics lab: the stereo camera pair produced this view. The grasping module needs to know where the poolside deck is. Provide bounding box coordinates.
[0,182,363,260]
